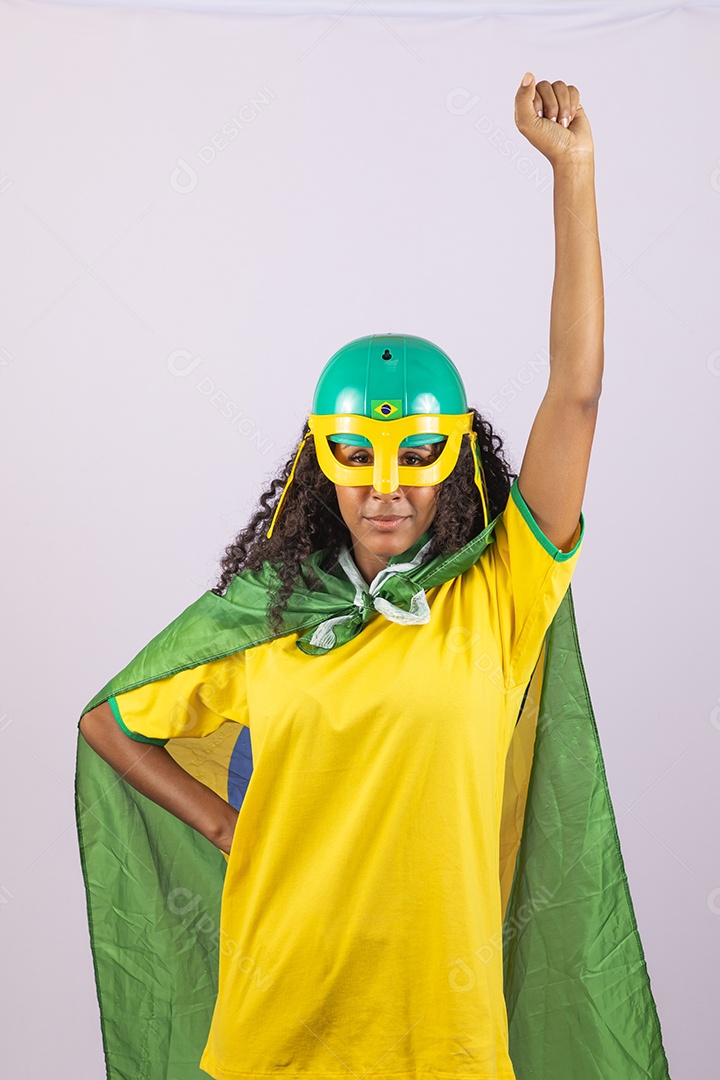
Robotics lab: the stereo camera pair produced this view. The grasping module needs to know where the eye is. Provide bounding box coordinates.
[349,451,372,464]
[400,445,442,466]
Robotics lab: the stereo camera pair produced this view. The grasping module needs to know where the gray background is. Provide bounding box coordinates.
[1,1,718,1076]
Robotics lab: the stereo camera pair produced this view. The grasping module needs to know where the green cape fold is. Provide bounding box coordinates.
[75,519,671,1080]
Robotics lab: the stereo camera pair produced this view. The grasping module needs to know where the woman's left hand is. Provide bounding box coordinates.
[514,72,594,167]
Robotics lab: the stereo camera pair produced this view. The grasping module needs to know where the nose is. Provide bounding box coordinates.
[372,446,399,493]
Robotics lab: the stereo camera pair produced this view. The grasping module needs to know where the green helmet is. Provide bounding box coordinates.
[311,333,469,447]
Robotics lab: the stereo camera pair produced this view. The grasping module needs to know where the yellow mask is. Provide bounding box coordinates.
[311,412,471,491]
[266,412,489,539]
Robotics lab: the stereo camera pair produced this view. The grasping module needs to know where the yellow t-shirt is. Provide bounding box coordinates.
[110,479,584,1080]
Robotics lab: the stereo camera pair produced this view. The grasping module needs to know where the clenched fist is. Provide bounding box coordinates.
[514,72,594,167]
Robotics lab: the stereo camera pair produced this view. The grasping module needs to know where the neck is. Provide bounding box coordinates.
[348,528,432,586]
[351,545,391,586]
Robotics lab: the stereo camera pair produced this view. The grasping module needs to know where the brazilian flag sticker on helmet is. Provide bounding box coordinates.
[371,400,402,420]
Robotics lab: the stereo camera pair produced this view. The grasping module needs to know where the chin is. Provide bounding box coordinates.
[363,527,421,554]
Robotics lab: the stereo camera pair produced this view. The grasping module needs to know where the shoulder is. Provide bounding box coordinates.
[496,478,585,563]
[441,477,584,600]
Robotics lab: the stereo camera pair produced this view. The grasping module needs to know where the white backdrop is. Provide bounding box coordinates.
[2,1,719,1076]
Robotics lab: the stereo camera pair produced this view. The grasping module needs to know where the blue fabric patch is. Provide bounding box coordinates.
[227,725,253,810]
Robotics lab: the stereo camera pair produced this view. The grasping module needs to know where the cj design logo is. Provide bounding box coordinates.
[169,87,276,194]
[444,86,552,194]
[166,348,274,455]
[707,349,720,377]
[169,158,199,195]
[166,888,275,990]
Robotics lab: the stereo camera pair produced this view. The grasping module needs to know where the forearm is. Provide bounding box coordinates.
[79,702,238,853]
[549,157,604,402]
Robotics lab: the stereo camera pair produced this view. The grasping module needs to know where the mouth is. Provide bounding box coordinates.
[364,515,409,531]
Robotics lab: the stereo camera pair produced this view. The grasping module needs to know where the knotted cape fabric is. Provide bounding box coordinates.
[75,513,671,1080]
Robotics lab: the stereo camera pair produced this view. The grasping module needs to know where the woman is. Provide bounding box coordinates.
[77,75,670,1080]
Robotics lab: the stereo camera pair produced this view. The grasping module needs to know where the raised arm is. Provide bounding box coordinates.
[512,73,604,552]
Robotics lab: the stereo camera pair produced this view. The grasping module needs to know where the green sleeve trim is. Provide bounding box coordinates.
[108,695,169,747]
[510,478,585,562]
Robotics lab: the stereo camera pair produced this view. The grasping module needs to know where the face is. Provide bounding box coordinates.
[331,442,442,565]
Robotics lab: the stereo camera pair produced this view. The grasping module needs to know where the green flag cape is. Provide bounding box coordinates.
[75,518,671,1080]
